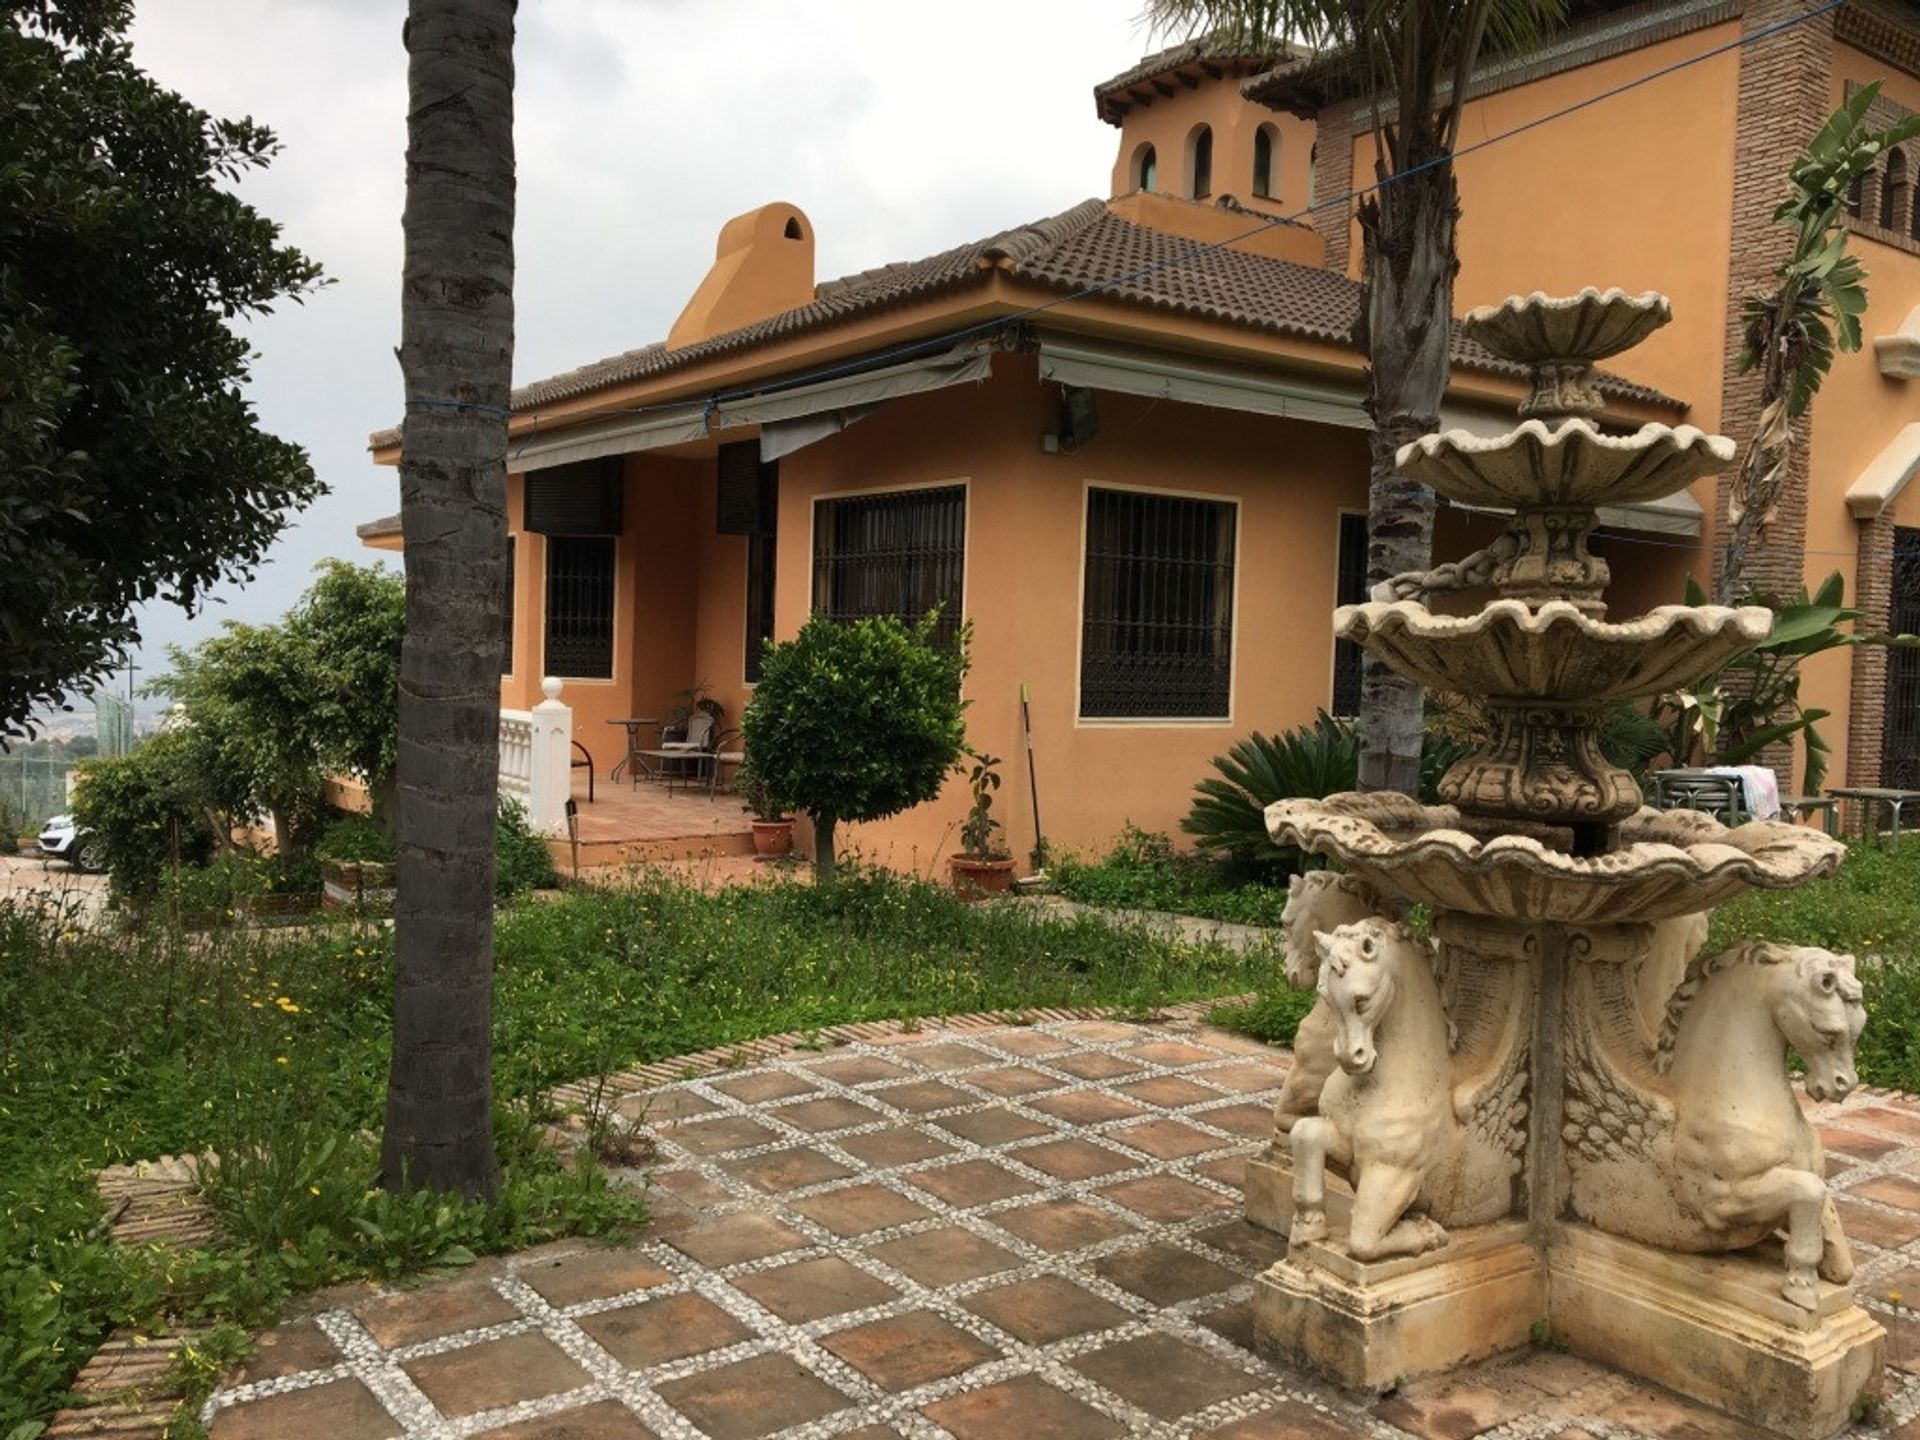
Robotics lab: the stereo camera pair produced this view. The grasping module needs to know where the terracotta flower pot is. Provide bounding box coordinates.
[751,819,794,858]
[949,854,1016,899]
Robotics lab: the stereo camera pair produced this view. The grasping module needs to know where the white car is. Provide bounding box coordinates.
[38,814,103,872]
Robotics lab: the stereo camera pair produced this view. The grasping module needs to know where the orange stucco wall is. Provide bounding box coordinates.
[1110,81,1316,215]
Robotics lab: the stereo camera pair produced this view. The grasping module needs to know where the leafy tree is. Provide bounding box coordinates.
[1717,84,1920,602]
[745,614,971,885]
[1149,0,1560,796]
[70,729,216,896]
[292,560,405,814]
[382,0,517,1202]
[0,0,325,735]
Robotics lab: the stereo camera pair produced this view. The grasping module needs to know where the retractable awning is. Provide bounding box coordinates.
[510,340,998,472]
[1036,336,1703,538]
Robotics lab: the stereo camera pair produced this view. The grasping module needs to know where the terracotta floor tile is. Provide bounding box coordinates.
[897,1040,997,1071]
[1199,1400,1365,1439]
[662,1114,781,1156]
[985,1029,1077,1057]
[1049,1051,1146,1082]
[208,1377,400,1440]
[788,1181,936,1237]
[1027,1090,1148,1126]
[666,1211,809,1267]
[1195,1298,1260,1354]
[646,1168,733,1210]
[772,1096,886,1133]
[521,1247,675,1308]
[1597,1387,1758,1440]
[986,1196,1139,1252]
[577,1290,753,1367]
[1375,1373,1547,1440]
[471,1399,658,1439]
[1854,1173,1920,1212]
[905,1159,1041,1207]
[966,1065,1067,1097]
[656,1352,852,1440]
[1818,1125,1902,1160]
[1126,1040,1219,1068]
[834,1125,956,1168]
[403,1332,589,1419]
[1195,1062,1289,1093]
[1192,1154,1249,1188]
[354,1278,520,1349]
[1099,1174,1238,1224]
[921,1374,1123,1440]
[1013,1137,1139,1182]
[1845,1105,1920,1142]
[227,1318,338,1383]
[800,1054,913,1085]
[1107,1116,1230,1161]
[867,1225,1021,1286]
[623,1089,720,1123]
[1114,1075,1219,1109]
[1058,1021,1145,1044]
[709,1070,818,1104]
[931,1108,1053,1146]
[1192,1217,1286,1270]
[871,1079,976,1113]
[730,1255,898,1323]
[1835,1198,1920,1249]
[820,1309,1000,1390]
[1190,1102,1276,1138]
[961,1273,1134,1344]
[1881,1310,1920,1374]
[719,1145,854,1194]
[1070,1332,1262,1419]
[1094,1242,1243,1304]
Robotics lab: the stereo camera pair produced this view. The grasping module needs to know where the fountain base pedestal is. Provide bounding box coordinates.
[1547,1225,1883,1440]
[1251,1222,1542,1391]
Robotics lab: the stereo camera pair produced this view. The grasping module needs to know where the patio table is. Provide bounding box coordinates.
[606,717,660,786]
[1829,786,1920,842]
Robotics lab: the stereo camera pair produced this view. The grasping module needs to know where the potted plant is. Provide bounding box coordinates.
[950,750,1015,898]
[735,757,794,858]
[313,815,398,913]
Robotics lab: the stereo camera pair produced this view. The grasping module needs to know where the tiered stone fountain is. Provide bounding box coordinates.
[1246,289,1880,1440]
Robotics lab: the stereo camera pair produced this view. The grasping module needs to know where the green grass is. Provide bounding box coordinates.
[0,865,1273,1431]
[1051,825,1291,928]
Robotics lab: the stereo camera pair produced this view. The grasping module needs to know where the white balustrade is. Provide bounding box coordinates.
[499,677,571,836]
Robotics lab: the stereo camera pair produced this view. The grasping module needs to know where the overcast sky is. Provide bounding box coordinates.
[111,0,1155,707]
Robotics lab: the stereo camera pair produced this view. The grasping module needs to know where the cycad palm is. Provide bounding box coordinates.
[1146,0,1563,795]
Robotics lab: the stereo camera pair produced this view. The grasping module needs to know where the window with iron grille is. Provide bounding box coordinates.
[1079,487,1236,719]
[1332,513,1368,716]
[544,536,615,679]
[811,485,966,647]
[745,532,777,682]
[1885,526,1920,789]
[502,536,515,675]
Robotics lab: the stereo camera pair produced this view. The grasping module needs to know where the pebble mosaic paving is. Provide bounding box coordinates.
[200,1016,1920,1439]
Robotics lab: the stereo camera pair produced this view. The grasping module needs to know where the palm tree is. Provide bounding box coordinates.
[1147,0,1561,794]
[381,0,517,1199]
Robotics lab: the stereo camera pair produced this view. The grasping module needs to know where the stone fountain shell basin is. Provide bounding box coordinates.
[1267,791,1844,922]
[1336,600,1774,704]
[1394,419,1734,511]
[1460,286,1672,368]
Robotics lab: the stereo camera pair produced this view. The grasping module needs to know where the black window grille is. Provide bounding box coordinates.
[1079,488,1236,719]
[745,532,777,682]
[1885,526,1920,788]
[1191,126,1213,199]
[812,486,966,647]
[1332,513,1368,716]
[1252,126,1275,199]
[545,535,615,679]
[502,536,515,674]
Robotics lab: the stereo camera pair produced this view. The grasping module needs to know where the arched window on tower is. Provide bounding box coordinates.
[1190,125,1213,199]
[1135,143,1157,193]
[1253,126,1278,199]
[1883,150,1910,233]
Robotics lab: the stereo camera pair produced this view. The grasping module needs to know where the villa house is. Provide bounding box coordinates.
[362,0,1920,869]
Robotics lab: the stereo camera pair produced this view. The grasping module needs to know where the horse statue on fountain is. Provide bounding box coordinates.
[1565,939,1865,1309]
[1290,917,1527,1260]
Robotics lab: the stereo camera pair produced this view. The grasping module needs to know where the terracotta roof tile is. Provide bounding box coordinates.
[368,197,1674,450]
[1092,35,1303,124]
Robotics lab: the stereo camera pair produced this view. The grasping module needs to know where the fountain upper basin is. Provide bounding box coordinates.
[1395,420,1734,511]
[1337,600,1773,704]
[1267,791,1844,922]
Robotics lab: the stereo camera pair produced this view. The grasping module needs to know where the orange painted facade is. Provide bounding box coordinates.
[368,4,1920,863]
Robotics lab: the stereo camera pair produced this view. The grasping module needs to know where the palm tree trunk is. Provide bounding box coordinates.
[382,0,515,1200]
[1355,153,1457,796]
